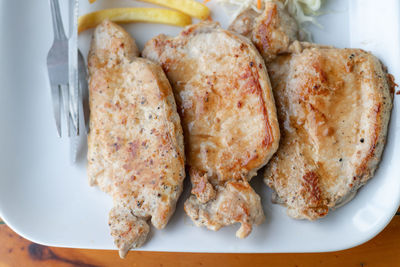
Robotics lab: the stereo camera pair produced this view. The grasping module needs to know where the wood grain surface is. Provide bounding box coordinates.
[1,212,399,267]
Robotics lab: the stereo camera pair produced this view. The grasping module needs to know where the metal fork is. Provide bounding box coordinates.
[47,0,73,137]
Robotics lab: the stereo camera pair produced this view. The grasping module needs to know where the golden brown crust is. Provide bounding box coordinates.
[184,180,265,238]
[87,20,185,256]
[190,168,216,203]
[230,4,394,220]
[109,206,150,258]
[143,21,280,236]
[264,47,394,220]
[229,1,299,62]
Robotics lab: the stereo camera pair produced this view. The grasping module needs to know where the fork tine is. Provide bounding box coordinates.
[78,50,90,134]
[47,0,69,138]
[69,86,79,136]
[51,84,62,137]
[61,85,71,137]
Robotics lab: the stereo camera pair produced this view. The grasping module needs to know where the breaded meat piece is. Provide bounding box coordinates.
[143,21,280,237]
[87,20,185,257]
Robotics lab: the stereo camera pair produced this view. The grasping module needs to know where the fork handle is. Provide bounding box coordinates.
[49,0,67,40]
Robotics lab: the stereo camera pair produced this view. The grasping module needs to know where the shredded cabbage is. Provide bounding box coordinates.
[285,0,322,25]
[216,0,324,39]
[215,0,263,24]
[297,0,322,14]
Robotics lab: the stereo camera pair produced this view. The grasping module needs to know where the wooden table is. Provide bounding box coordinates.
[1,211,399,267]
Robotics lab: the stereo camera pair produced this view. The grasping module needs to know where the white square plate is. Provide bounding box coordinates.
[0,0,399,253]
